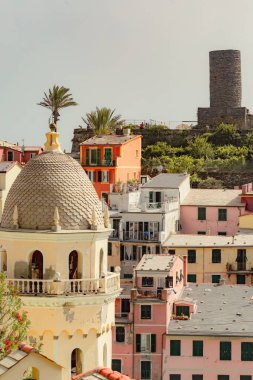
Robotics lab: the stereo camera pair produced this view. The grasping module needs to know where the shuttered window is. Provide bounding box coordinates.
[220,341,231,360]
[193,340,203,356]
[170,340,181,356]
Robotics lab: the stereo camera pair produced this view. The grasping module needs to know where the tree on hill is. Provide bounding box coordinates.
[82,107,124,135]
[38,85,78,126]
[0,273,30,359]
[208,123,240,146]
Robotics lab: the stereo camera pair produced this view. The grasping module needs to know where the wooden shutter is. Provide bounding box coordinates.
[86,148,90,165]
[151,334,156,352]
[97,171,102,182]
[136,334,141,352]
[97,149,101,165]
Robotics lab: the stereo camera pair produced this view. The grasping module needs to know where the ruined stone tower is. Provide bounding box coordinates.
[198,49,253,129]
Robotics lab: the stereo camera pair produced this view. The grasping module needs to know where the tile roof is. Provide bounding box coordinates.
[181,188,243,206]
[72,367,135,380]
[168,284,253,336]
[80,134,139,145]
[0,161,20,173]
[163,233,253,247]
[135,254,177,272]
[141,173,189,189]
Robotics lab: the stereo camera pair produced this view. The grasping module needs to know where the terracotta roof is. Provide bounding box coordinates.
[72,367,135,380]
[80,134,140,146]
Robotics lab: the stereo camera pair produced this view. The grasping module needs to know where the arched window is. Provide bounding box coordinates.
[69,251,78,279]
[30,251,43,279]
[1,250,7,272]
[23,367,39,380]
[99,249,104,278]
[71,348,82,375]
[103,343,107,367]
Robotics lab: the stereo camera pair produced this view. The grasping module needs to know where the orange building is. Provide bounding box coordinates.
[80,130,142,201]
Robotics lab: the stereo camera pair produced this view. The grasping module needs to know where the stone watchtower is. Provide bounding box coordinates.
[198,49,253,129]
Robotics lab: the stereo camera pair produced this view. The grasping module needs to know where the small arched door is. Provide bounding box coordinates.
[69,251,78,279]
[71,348,82,375]
[31,251,43,279]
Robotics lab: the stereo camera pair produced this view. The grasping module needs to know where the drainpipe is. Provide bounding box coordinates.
[182,255,187,286]
[161,332,166,380]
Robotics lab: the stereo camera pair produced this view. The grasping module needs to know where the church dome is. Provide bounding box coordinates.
[1,149,104,231]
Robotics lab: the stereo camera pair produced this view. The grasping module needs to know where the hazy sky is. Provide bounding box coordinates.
[1,0,253,150]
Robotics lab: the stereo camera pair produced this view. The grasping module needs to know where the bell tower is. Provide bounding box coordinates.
[0,125,121,379]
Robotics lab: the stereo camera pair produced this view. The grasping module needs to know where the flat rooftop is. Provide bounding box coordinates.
[163,233,253,247]
[142,173,189,189]
[136,254,178,272]
[181,189,243,207]
[168,284,253,336]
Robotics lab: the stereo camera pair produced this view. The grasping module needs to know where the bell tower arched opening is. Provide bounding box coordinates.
[71,348,83,375]
[69,250,78,279]
[30,251,43,279]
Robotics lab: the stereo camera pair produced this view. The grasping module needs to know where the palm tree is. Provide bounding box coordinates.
[82,107,124,135]
[38,85,78,127]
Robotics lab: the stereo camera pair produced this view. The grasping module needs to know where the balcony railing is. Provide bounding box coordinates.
[123,231,159,241]
[226,262,253,272]
[137,288,163,298]
[6,272,120,296]
[109,230,120,239]
[85,160,115,167]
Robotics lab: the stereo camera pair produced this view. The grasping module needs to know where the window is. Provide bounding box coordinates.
[218,376,229,380]
[218,208,227,221]
[88,171,95,182]
[193,340,203,356]
[104,148,112,165]
[197,231,206,235]
[212,249,221,263]
[108,243,112,256]
[188,250,196,263]
[121,299,130,313]
[30,153,36,158]
[110,266,114,272]
[142,277,153,287]
[176,305,190,317]
[168,249,175,255]
[241,342,253,361]
[187,274,197,283]
[90,148,101,165]
[112,359,121,372]
[240,376,252,380]
[218,232,227,236]
[124,273,133,279]
[212,275,221,284]
[116,327,125,343]
[220,341,231,360]
[136,334,156,353]
[192,376,203,380]
[102,171,109,183]
[141,361,151,380]
[198,207,206,220]
[141,305,151,319]
[170,340,181,356]
[156,245,160,254]
[97,171,102,182]
[170,376,181,380]
[7,151,13,161]
[165,276,173,288]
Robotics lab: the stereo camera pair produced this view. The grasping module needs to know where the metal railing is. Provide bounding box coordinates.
[123,231,159,241]
[85,160,115,167]
[227,262,253,272]
[6,272,120,296]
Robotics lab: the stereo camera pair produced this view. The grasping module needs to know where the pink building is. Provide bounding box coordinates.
[112,254,186,380]
[0,140,43,164]
[165,283,253,380]
[180,189,246,236]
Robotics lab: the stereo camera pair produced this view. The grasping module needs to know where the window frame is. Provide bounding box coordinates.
[187,274,197,283]
[212,274,221,284]
[193,340,203,357]
[241,342,253,361]
[220,341,231,361]
[115,326,125,343]
[212,249,221,263]
[112,359,121,372]
[188,249,196,263]
[170,340,181,356]
[140,305,152,320]
[218,208,227,221]
[140,360,151,380]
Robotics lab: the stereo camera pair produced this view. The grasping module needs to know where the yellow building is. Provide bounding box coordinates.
[162,234,253,285]
[0,125,121,380]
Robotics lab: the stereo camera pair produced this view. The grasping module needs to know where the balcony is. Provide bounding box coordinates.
[84,160,116,167]
[123,231,159,242]
[142,198,178,213]
[226,262,253,273]
[6,272,120,296]
[109,230,120,239]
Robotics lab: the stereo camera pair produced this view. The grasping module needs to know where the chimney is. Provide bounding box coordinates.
[183,255,187,286]
[123,128,130,136]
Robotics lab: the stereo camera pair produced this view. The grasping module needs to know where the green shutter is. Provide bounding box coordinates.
[193,340,203,356]
[220,341,231,360]
[151,334,156,352]
[97,149,101,165]
[170,340,181,356]
[198,207,206,220]
[136,334,141,352]
[86,148,90,165]
[242,342,253,361]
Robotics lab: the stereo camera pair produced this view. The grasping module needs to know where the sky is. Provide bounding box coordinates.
[1,0,253,151]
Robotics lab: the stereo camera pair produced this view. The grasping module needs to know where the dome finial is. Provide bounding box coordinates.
[44,123,62,153]
[104,204,110,228]
[52,206,61,232]
[91,206,98,230]
[12,205,19,229]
